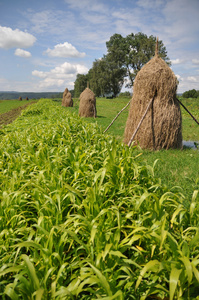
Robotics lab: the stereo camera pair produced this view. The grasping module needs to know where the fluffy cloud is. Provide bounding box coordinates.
[32,61,88,88]
[0,26,36,49]
[171,58,184,65]
[15,48,32,58]
[192,59,199,65]
[45,42,86,58]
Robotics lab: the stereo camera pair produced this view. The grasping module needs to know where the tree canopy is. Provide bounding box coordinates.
[182,89,199,98]
[74,32,170,97]
[106,32,170,88]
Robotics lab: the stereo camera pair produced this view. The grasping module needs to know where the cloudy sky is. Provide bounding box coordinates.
[0,0,199,93]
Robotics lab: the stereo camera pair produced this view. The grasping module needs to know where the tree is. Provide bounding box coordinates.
[182,89,198,98]
[74,74,89,97]
[106,32,170,88]
[89,55,126,97]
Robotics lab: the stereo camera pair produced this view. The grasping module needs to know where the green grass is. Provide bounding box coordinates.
[0,100,32,114]
[0,99,199,299]
[178,97,199,141]
[70,97,199,202]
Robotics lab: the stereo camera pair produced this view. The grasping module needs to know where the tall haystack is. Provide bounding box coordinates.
[79,87,97,118]
[19,96,22,101]
[124,41,182,150]
[62,88,73,107]
[26,97,29,101]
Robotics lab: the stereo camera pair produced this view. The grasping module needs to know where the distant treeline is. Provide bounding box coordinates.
[0,90,74,100]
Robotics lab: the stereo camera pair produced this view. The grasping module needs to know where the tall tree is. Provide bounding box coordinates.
[74,74,89,97]
[89,55,126,97]
[106,32,170,88]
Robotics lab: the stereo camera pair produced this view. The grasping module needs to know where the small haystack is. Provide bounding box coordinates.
[79,87,97,118]
[19,96,22,101]
[26,97,29,101]
[124,40,182,150]
[62,88,73,107]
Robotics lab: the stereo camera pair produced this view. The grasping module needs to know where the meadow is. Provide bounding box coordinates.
[0,98,199,299]
[0,100,31,114]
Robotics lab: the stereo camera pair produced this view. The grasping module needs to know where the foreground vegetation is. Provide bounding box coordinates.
[0,99,199,299]
[72,96,199,201]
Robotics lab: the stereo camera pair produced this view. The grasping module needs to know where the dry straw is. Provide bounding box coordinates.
[124,38,182,150]
[62,88,73,107]
[79,87,97,118]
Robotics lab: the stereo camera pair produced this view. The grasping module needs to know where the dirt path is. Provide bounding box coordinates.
[0,101,37,128]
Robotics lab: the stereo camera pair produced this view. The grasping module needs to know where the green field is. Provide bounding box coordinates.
[0,100,31,114]
[74,97,199,201]
[0,98,199,299]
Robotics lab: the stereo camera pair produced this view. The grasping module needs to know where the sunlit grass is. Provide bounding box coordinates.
[0,100,33,114]
[0,99,199,299]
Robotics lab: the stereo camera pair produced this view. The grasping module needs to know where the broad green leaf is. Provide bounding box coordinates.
[135,260,160,290]
[21,254,40,290]
[34,288,45,300]
[4,285,19,300]
[192,264,199,282]
[180,256,193,284]
[169,268,182,300]
[88,263,112,296]
[109,250,127,258]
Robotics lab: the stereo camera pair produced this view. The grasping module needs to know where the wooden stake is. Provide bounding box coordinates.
[176,98,199,125]
[128,96,154,147]
[103,99,131,133]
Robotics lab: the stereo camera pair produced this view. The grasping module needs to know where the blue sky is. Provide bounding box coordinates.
[0,0,199,93]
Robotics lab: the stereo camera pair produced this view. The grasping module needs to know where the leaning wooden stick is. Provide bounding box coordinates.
[176,98,199,125]
[128,97,154,147]
[103,100,131,133]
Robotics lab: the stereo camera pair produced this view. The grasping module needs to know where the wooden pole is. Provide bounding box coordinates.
[103,100,131,133]
[128,97,154,147]
[176,98,199,126]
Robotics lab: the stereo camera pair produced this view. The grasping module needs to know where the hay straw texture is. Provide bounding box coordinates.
[62,88,73,107]
[124,55,182,150]
[79,88,97,118]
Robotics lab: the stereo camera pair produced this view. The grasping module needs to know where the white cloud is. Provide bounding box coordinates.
[176,74,183,81]
[187,76,197,82]
[15,48,32,58]
[171,58,184,65]
[32,70,47,78]
[0,26,36,49]
[32,61,89,89]
[64,0,107,12]
[192,59,199,65]
[45,42,86,58]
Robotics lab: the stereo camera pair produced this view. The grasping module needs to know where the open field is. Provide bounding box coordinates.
[0,100,38,127]
[70,97,199,201]
[0,99,199,299]
[0,100,33,114]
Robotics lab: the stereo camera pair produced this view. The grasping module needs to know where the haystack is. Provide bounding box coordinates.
[26,97,29,101]
[79,87,97,118]
[62,88,73,107]
[124,42,182,150]
[19,96,22,101]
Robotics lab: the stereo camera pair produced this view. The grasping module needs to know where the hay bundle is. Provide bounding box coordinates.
[62,88,73,107]
[124,50,182,150]
[26,97,29,101]
[79,87,97,118]
[19,96,22,101]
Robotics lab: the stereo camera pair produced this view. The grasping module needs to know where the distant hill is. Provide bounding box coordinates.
[0,91,64,100]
